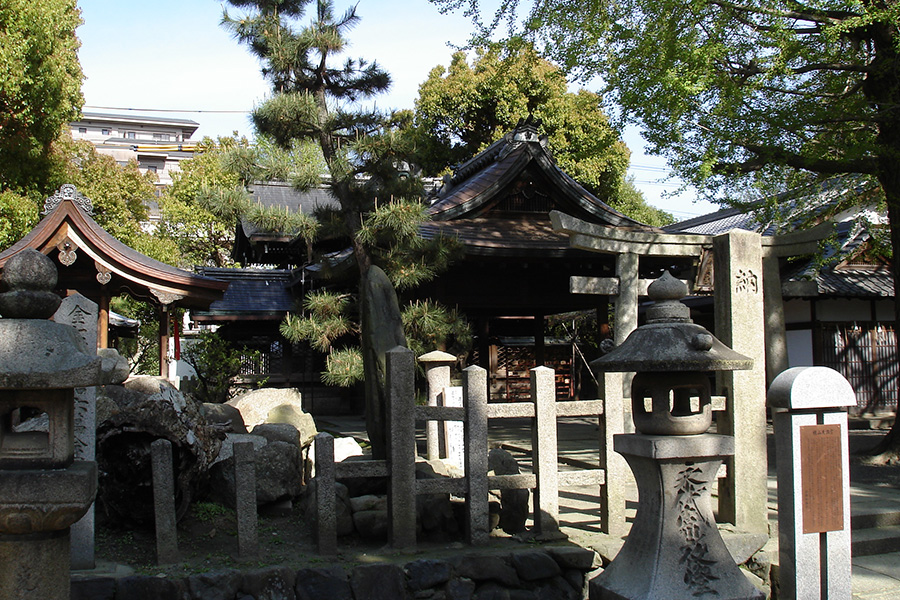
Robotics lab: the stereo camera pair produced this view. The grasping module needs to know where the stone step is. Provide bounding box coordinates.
[852,507,900,531]
[852,524,900,557]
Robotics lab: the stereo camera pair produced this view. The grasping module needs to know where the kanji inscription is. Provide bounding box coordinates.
[800,424,844,534]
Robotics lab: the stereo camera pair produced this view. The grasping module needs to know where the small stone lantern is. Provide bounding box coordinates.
[0,249,102,600]
[589,271,764,600]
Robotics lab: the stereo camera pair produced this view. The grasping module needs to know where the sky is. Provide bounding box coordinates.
[76,0,716,221]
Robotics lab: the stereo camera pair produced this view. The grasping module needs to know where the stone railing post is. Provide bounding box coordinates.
[600,372,627,536]
[151,438,179,565]
[313,432,337,555]
[387,346,416,551]
[419,350,456,460]
[768,367,854,600]
[531,366,561,538]
[234,441,258,561]
[463,365,489,545]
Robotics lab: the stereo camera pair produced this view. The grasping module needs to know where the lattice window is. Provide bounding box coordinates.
[820,322,898,414]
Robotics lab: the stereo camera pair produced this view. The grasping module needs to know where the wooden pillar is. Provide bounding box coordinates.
[534,312,545,366]
[97,290,110,350]
[159,306,169,379]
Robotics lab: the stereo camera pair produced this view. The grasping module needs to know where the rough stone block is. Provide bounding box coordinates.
[295,566,351,600]
[240,566,296,600]
[351,563,410,600]
[454,555,520,587]
[406,558,453,591]
[115,575,186,600]
[546,546,597,570]
[445,577,476,600]
[70,577,115,600]
[511,551,561,581]
[252,422,301,447]
[186,569,242,600]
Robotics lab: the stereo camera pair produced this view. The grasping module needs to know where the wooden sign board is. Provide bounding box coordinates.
[799,424,844,534]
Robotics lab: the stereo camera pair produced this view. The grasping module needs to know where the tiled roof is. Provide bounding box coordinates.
[248,182,339,214]
[420,215,575,257]
[816,268,894,297]
[193,268,295,317]
[428,118,651,230]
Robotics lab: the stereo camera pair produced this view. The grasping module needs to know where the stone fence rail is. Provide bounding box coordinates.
[314,347,621,554]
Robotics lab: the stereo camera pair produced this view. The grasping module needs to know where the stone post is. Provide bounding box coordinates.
[531,366,562,539]
[314,432,337,555]
[151,438,179,564]
[0,249,101,600]
[464,365,489,546]
[234,441,259,561]
[54,294,98,570]
[386,346,416,551]
[762,255,789,386]
[442,387,465,472]
[768,367,854,600]
[713,230,769,534]
[600,372,627,536]
[614,252,639,432]
[419,350,455,461]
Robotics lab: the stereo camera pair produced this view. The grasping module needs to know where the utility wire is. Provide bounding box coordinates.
[84,105,250,114]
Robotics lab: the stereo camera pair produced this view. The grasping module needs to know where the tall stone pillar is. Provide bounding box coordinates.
[762,256,789,386]
[614,252,639,433]
[54,294,98,570]
[713,230,769,534]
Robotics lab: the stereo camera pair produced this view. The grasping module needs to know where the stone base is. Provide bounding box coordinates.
[0,529,70,600]
[590,434,763,600]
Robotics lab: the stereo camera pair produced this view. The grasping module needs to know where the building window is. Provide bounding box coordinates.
[78,127,87,134]
[102,128,111,136]
[125,131,136,139]
[153,133,171,141]
[146,165,158,173]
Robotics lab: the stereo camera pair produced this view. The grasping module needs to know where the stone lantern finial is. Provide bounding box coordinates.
[0,249,62,319]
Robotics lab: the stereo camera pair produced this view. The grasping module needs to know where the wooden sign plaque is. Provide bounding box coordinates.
[799,424,844,534]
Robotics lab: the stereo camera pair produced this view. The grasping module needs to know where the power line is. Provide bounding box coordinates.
[84,105,251,114]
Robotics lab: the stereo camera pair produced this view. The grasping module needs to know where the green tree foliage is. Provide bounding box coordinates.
[51,136,157,248]
[413,47,625,197]
[411,45,671,224]
[109,296,161,376]
[0,190,39,251]
[224,0,460,457]
[157,135,323,268]
[181,329,260,404]
[0,0,83,197]
[434,0,900,453]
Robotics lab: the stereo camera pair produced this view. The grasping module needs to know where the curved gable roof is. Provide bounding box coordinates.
[0,186,227,309]
[428,119,654,231]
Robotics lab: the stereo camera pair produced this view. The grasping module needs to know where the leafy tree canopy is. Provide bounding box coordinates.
[410,45,672,225]
[413,47,623,194]
[156,134,323,267]
[0,0,83,196]
[432,0,900,452]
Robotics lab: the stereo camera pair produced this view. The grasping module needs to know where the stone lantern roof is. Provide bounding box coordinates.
[592,271,753,373]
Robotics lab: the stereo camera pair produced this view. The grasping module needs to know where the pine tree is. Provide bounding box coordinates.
[223,0,455,457]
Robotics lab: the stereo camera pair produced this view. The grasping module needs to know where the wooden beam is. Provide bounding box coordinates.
[98,290,110,349]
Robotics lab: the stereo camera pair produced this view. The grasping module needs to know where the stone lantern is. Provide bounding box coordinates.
[0,249,102,600]
[589,271,764,600]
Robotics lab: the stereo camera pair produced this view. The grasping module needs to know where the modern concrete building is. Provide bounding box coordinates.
[69,112,200,190]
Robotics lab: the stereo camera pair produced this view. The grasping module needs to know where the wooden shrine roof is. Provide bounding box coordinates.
[427,117,657,233]
[0,185,228,309]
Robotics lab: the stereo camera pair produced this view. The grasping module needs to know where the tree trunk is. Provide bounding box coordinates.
[867,172,900,461]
